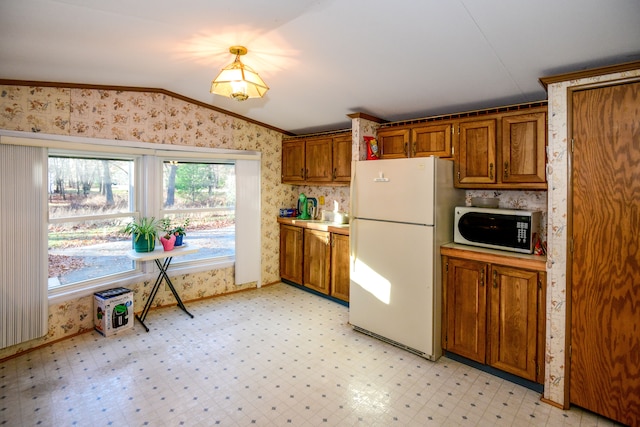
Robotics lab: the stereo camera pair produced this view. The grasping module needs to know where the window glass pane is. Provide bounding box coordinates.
[161,160,236,264]
[48,156,133,219]
[161,210,235,264]
[48,219,135,287]
[162,162,235,209]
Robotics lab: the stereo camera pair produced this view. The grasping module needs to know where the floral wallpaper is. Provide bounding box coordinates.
[0,85,288,360]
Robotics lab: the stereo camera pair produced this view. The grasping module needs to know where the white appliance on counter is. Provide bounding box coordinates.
[349,156,464,361]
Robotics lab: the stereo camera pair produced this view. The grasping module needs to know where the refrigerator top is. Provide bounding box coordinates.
[351,157,451,225]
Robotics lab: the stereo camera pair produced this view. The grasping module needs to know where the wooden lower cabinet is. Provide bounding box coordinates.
[443,252,546,383]
[303,228,331,294]
[330,233,350,301]
[279,223,350,302]
[279,224,303,284]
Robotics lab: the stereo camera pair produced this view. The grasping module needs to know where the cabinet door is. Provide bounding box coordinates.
[412,123,453,158]
[330,233,350,301]
[445,257,487,363]
[305,137,333,183]
[303,229,331,294]
[282,140,305,183]
[501,112,546,185]
[279,225,303,284]
[456,119,497,185]
[332,134,352,183]
[488,265,539,381]
[378,128,409,159]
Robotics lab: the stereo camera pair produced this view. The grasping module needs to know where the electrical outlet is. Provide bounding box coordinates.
[319,196,325,205]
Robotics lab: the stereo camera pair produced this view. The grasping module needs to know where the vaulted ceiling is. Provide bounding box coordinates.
[1,0,639,135]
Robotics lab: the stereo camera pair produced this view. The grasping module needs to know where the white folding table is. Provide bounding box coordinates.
[126,243,199,332]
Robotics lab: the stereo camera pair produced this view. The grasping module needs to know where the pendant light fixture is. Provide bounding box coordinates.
[210,46,269,101]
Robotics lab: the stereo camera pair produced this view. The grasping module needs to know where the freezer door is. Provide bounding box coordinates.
[349,218,438,358]
[352,157,435,225]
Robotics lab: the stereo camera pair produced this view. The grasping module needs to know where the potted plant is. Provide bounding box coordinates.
[159,218,176,251]
[122,217,159,253]
[172,218,190,247]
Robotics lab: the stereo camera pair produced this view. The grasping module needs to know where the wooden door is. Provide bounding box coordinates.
[570,81,640,426]
[279,225,303,284]
[305,137,333,183]
[281,140,305,183]
[488,265,539,382]
[332,134,352,183]
[456,119,496,185]
[378,128,409,159]
[411,123,453,158]
[303,229,331,294]
[445,257,487,363]
[501,111,546,185]
[330,233,350,301]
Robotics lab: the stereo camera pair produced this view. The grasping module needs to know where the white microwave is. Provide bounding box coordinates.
[454,206,541,254]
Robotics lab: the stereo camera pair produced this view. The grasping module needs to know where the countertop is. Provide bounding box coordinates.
[277,217,350,235]
[441,242,546,271]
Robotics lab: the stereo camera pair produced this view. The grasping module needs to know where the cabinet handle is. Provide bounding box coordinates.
[332,168,337,180]
[404,142,409,157]
[504,161,509,179]
[480,268,485,287]
[300,168,304,178]
[412,141,416,157]
[489,163,494,180]
[493,269,498,288]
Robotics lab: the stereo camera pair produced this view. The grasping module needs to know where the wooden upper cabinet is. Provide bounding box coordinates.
[282,140,305,183]
[378,124,453,159]
[412,122,453,158]
[332,134,352,182]
[281,132,351,185]
[305,137,333,183]
[457,119,497,185]
[378,128,409,159]
[455,106,547,189]
[501,111,546,185]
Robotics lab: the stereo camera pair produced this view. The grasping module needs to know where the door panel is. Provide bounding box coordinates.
[445,257,487,363]
[349,219,436,356]
[570,81,640,426]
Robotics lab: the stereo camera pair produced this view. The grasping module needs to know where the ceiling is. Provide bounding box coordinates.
[1,0,639,135]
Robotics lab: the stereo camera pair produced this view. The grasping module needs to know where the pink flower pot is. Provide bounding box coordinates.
[160,234,176,251]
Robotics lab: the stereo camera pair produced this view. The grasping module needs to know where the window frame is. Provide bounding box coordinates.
[1,131,261,303]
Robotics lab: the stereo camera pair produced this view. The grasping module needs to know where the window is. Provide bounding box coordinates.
[46,153,241,290]
[159,160,236,266]
[1,132,260,301]
[48,154,137,289]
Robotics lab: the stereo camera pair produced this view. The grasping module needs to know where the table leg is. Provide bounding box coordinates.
[155,257,194,319]
[135,265,165,332]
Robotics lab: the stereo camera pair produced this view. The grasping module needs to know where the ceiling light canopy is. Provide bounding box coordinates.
[210,46,269,101]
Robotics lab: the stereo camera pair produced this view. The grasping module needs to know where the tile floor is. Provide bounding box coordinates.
[0,283,620,426]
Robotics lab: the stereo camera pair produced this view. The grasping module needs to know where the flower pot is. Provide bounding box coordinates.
[133,233,156,253]
[160,234,176,251]
[175,234,184,246]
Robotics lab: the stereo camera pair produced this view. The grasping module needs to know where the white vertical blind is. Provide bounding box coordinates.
[234,159,261,286]
[0,144,48,349]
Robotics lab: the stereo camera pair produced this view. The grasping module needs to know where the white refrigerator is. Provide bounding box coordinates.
[349,156,464,361]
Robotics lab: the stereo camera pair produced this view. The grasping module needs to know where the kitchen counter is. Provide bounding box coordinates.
[441,242,546,271]
[277,217,350,235]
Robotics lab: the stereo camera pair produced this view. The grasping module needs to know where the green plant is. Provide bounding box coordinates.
[122,217,159,244]
[172,218,190,236]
